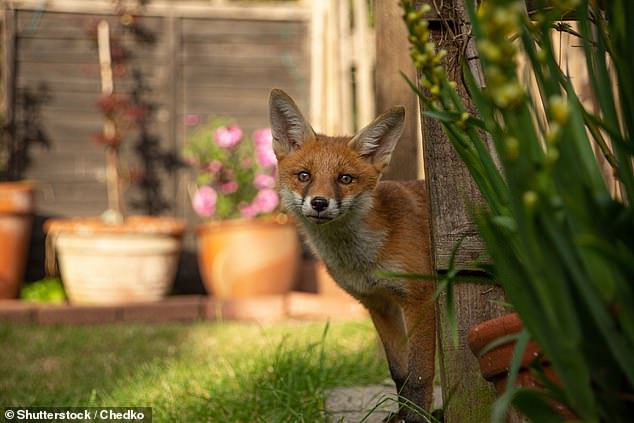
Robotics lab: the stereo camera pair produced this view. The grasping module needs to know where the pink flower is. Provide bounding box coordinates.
[192,186,217,217]
[254,173,276,189]
[253,128,272,147]
[240,158,253,169]
[253,188,279,214]
[220,180,239,194]
[206,160,223,173]
[239,189,279,219]
[240,203,258,219]
[215,125,243,148]
[182,154,198,167]
[184,114,200,126]
[253,128,277,167]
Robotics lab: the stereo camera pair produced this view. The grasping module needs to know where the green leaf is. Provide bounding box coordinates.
[511,389,564,423]
[491,329,530,423]
[477,333,521,358]
[422,110,463,123]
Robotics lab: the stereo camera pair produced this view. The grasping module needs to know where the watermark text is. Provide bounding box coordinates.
[4,407,151,422]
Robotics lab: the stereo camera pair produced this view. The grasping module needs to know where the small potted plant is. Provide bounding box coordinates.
[44,15,185,304]
[183,118,299,299]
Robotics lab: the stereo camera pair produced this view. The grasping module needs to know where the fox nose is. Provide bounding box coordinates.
[310,197,329,212]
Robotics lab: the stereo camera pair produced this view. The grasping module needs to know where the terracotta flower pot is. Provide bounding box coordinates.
[197,216,300,298]
[0,181,35,299]
[45,216,185,304]
[468,313,577,420]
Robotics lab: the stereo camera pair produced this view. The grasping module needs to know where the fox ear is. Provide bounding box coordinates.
[348,106,405,171]
[269,89,315,159]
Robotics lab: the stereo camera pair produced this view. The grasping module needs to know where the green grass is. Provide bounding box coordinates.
[0,319,389,422]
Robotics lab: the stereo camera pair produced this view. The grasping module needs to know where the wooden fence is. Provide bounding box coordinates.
[3,0,311,219]
[2,0,312,285]
[2,0,382,287]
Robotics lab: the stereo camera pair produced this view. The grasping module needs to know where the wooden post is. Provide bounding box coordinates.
[375,0,421,181]
[309,0,326,132]
[97,20,123,221]
[337,0,353,135]
[412,1,521,422]
[351,0,374,132]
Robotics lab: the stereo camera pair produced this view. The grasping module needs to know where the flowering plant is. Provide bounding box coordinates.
[183,118,279,220]
[403,0,634,421]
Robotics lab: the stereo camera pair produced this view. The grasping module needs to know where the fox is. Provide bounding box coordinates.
[269,89,436,422]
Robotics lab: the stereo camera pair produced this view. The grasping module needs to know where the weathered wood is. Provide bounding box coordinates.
[5,1,310,270]
[436,282,508,422]
[336,0,353,135]
[352,0,374,132]
[309,0,326,131]
[308,0,373,136]
[9,0,311,21]
[182,42,304,61]
[375,0,421,181]
[181,17,305,36]
[6,2,311,295]
[166,13,180,218]
[412,1,518,422]
[419,3,488,272]
[16,10,165,34]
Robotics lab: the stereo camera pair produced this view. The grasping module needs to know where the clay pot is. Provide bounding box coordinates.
[197,216,300,298]
[45,216,185,304]
[468,313,577,420]
[0,181,35,299]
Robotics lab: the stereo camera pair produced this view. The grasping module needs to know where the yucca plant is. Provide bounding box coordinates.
[402,0,634,421]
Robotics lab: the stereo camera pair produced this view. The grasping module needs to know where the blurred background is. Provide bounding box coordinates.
[0,0,423,293]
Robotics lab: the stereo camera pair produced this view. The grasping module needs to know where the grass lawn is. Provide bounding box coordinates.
[0,319,389,422]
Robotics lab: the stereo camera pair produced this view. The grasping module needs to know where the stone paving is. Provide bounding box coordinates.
[326,381,444,422]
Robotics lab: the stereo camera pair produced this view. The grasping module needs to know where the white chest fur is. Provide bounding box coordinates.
[301,217,404,298]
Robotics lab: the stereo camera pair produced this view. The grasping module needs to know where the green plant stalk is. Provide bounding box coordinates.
[402,0,634,420]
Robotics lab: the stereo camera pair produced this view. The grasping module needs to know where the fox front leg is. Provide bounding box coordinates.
[399,292,436,422]
[366,294,435,422]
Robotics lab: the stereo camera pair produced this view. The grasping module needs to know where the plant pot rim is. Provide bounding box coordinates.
[45,215,186,236]
[196,214,294,233]
[0,180,34,190]
[0,180,35,214]
[467,312,523,355]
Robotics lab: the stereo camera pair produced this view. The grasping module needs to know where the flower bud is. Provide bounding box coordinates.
[478,40,502,62]
[523,191,538,210]
[420,4,432,14]
[546,122,561,144]
[549,96,570,124]
[505,137,520,161]
[545,147,560,165]
[406,11,420,24]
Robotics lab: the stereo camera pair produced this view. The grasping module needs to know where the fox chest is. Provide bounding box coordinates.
[303,225,405,298]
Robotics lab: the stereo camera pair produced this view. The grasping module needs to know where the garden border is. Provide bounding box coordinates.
[0,292,367,325]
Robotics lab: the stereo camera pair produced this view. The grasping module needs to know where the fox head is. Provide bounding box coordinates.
[269,89,405,225]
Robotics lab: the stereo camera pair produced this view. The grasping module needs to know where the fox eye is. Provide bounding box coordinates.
[298,171,311,182]
[338,174,353,185]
